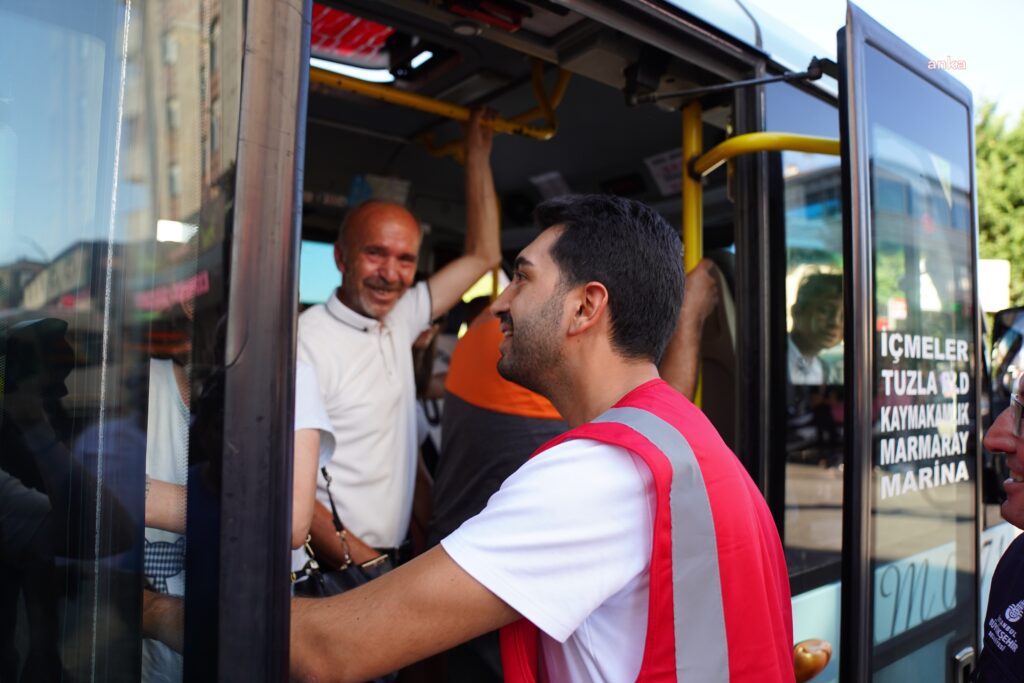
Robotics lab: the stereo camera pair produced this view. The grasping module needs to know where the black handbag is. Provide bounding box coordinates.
[292,467,394,597]
[292,468,397,682]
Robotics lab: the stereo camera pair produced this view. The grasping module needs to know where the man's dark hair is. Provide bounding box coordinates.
[793,273,842,312]
[534,194,684,364]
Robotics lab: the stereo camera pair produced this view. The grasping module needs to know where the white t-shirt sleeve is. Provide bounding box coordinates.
[441,438,654,643]
[297,311,341,396]
[295,361,335,468]
[389,280,432,340]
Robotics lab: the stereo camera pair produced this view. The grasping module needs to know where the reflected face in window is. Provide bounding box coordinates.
[791,274,844,356]
[798,299,843,349]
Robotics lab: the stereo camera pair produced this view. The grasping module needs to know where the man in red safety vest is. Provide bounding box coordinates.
[286,193,793,682]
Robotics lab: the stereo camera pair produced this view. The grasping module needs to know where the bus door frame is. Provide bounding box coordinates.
[196,0,312,679]
[838,4,983,681]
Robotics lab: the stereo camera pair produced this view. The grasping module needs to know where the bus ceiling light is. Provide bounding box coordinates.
[310,56,395,84]
[157,219,198,243]
[409,50,434,69]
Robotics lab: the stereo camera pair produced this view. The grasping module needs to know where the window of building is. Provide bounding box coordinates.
[163,32,178,65]
[210,97,220,152]
[167,97,181,130]
[169,162,182,196]
[209,18,220,73]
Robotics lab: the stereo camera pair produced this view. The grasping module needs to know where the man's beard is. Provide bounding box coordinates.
[496,295,564,398]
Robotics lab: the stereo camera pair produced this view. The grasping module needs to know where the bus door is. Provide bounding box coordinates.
[838,4,980,682]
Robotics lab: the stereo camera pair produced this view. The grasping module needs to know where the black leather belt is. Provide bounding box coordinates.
[374,539,412,566]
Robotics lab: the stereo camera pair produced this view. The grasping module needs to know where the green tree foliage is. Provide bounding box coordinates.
[976,102,1024,306]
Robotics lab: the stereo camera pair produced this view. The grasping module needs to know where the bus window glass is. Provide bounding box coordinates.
[863,43,977,667]
[0,1,242,678]
[782,155,845,583]
[766,83,845,592]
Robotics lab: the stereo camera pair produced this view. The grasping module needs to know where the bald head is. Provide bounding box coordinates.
[334,200,423,320]
[339,201,421,249]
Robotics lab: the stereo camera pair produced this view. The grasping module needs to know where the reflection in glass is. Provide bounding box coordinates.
[864,44,976,668]
[789,273,844,386]
[0,1,241,679]
[765,80,847,600]
[781,149,845,583]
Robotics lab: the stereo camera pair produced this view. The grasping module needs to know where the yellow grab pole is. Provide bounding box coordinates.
[692,132,839,177]
[682,102,703,273]
[310,67,558,141]
[682,101,703,406]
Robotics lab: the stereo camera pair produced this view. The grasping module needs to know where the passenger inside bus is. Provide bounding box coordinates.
[297,110,502,573]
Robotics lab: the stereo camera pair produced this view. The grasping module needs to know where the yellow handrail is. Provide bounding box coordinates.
[681,103,704,274]
[309,66,560,140]
[681,102,704,406]
[692,132,840,178]
[420,62,571,162]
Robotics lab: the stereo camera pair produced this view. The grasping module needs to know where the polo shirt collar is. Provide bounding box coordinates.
[326,289,380,333]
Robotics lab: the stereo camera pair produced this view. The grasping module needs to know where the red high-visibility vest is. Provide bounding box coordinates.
[500,379,793,682]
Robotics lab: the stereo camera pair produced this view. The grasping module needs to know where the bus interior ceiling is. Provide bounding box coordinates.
[301,0,736,267]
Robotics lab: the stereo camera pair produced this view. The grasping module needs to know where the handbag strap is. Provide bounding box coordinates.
[320,466,347,534]
[320,466,354,568]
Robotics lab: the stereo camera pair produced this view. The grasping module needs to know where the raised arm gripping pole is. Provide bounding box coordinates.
[309,62,571,301]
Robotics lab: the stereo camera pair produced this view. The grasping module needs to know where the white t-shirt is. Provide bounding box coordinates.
[441,439,655,683]
[145,358,189,596]
[292,361,335,573]
[143,358,189,683]
[298,283,432,547]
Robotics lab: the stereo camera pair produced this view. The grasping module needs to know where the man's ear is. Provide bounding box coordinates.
[333,242,347,274]
[567,282,609,337]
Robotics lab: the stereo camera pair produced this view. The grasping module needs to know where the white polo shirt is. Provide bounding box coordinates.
[298,283,432,548]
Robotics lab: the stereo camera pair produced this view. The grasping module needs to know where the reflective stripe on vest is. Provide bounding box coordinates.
[593,407,729,682]
[500,383,736,683]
